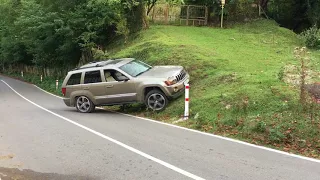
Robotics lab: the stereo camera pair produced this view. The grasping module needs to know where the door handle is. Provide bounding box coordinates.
[106,85,114,88]
[83,87,89,90]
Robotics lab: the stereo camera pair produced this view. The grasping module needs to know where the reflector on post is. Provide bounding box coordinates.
[56,80,59,90]
[184,83,190,120]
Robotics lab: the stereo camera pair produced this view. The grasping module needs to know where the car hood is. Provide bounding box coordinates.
[138,66,183,79]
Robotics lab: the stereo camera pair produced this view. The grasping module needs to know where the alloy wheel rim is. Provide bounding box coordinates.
[76,96,91,112]
[148,93,166,111]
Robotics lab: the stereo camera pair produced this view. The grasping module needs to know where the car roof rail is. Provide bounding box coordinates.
[72,59,117,71]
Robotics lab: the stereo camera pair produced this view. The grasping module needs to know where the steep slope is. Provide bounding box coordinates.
[109,19,320,158]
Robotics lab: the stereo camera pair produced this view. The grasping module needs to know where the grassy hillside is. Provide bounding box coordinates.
[108,19,320,158]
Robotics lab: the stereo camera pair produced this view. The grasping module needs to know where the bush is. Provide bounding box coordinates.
[254,121,267,133]
[269,128,285,143]
[299,26,320,49]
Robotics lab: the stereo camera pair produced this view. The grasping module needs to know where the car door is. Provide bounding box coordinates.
[102,69,137,104]
[83,70,107,105]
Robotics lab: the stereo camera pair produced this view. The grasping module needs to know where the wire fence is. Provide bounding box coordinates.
[148,3,260,26]
[148,4,208,26]
[180,5,208,26]
[149,4,181,24]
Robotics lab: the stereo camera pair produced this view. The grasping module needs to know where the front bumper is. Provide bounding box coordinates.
[169,87,185,99]
[165,74,189,99]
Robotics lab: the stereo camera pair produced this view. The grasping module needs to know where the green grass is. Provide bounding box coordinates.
[108,19,320,158]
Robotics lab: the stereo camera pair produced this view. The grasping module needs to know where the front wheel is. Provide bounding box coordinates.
[75,96,95,113]
[145,90,168,112]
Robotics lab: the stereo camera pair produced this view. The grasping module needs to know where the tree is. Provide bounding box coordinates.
[260,0,269,11]
[307,0,320,27]
[0,0,142,70]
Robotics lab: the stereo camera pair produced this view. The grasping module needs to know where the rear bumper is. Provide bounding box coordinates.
[63,98,72,107]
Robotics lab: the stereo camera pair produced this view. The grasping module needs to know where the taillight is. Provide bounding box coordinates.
[62,87,66,96]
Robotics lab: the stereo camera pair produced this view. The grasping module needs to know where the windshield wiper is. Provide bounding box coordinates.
[135,67,151,77]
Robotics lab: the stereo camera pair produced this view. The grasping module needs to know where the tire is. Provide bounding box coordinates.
[145,90,168,112]
[75,96,95,113]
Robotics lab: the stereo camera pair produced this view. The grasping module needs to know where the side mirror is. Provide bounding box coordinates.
[118,75,129,82]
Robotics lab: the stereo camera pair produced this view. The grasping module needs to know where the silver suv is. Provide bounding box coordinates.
[61,58,189,112]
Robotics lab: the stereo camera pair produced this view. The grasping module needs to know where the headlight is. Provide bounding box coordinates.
[164,76,177,86]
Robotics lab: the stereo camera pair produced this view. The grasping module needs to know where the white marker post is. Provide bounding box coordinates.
[21,71,23,77]
[184,83,190,120]
[56,80,58,90]
[41,75,43,82]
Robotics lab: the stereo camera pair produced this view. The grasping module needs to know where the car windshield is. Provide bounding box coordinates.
[119,60,152,77]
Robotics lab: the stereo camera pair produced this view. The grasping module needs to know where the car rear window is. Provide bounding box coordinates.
[84,70,102,84]
[67,73,81,86]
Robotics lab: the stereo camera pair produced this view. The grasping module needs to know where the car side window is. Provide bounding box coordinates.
[67,73,81,86]
[84,70,102,84]
[104,70,128,82]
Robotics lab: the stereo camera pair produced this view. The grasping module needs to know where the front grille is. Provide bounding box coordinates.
[176,69,186,82]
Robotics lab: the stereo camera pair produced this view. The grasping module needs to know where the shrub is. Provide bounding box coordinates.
[269,128,285,143]
[298,26,320,49]
[254,121,267,133]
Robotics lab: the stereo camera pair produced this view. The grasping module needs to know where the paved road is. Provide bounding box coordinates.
[0,75,319,180]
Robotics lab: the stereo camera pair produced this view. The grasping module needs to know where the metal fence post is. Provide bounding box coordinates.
[186,5,189,26]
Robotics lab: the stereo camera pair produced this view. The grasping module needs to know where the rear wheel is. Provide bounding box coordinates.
[145,90,168,112]
[76,96,95,113]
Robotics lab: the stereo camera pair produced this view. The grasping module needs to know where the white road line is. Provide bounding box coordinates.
[2,80,205,180]
[34,85,62,99]
[32,84,320,163]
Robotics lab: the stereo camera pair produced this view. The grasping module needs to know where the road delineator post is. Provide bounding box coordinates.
[41,75,43,82]
[21,71,23,77]
[184,83,190,120]
[56,80,58,90]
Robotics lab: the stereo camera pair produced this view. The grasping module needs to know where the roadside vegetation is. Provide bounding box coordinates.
[1,72,63,96]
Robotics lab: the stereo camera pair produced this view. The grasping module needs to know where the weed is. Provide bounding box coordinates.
[269,127,285,143]
[254,121,267,133]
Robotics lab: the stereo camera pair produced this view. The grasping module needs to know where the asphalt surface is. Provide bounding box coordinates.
[0,75,319,180]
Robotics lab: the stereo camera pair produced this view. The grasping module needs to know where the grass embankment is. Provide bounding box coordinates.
[108,19,320,158]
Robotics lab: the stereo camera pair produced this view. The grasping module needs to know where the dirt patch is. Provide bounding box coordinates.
[0,167,99,180]
[280,64,316,86]
[0,154,14,160]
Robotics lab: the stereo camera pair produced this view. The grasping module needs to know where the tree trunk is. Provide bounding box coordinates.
[79,50,93,66]
[260,0,269,11]
[141,1,149,29]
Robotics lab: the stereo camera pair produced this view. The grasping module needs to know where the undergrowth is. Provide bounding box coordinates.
[3,71,63,96]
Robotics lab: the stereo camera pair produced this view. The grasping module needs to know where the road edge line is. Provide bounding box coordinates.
[33,84,320,163]
[33,85,63,99]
